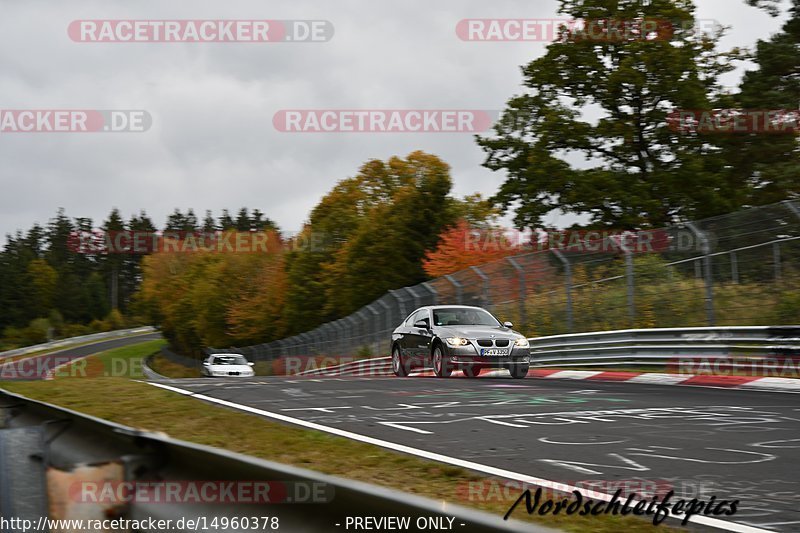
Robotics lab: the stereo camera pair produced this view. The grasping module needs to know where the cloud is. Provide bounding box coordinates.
[0,0,789,237]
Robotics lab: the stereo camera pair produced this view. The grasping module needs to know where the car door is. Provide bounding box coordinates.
[396,311,416,356]
[408,309,433,363]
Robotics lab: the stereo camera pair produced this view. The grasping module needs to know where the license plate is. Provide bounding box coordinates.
[480,348,509,356]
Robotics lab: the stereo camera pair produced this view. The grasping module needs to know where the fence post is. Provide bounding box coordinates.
[731,252,739,284]
[422,282,438,306]
[507,257,527,329]
[345,316,357,355]
[405,286,422,310]
[616,235,636,327]
[445,275,463,304]
[331,318,345,356]
[390,289,410,318]
[687,222,715,326]
[470,266,491,308]
[377,298,393,354]
[773,242,782,281]
[551,249,573,333]
[366,304,380,355]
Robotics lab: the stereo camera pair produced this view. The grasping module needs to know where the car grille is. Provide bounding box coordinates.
[477,339,510,347]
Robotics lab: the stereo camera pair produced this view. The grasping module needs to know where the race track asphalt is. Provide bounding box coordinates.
[151,374,800,533]
[0,332,162,380]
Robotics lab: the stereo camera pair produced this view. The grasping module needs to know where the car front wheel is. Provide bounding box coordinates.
[392,346,409,377]
[433,345,452,378]
[463,366,482,378]
[509,364,529,379]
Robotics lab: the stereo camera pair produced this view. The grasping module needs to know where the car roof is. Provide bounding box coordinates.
[417,305,486,311]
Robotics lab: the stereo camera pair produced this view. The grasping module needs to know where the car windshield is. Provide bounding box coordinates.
[214,355,248,365]
[433,308,501,327]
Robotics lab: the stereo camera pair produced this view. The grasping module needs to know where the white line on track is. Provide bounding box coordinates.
[145,380,772,533]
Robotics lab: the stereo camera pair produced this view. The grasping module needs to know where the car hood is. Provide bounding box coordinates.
[435,325,521,339]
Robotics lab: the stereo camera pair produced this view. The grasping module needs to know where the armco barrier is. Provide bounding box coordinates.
[526,325,800,369]
[0,389,544,533]
[296,326,800,378]
[0,326,156,361]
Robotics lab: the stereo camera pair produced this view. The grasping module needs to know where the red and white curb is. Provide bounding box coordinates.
[527,369,800,392]
[298,358,800,392]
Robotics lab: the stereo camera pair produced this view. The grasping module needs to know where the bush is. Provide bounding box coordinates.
[48,309,65,336]
[61,323,91,338]
[22,318,51,345]
[89,319,111,333]
[105,309,126,330]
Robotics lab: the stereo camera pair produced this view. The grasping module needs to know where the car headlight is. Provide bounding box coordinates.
[515,337,530,348]
[445,337,469,347]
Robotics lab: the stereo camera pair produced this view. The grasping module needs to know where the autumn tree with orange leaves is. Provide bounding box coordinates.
[422,220,521,277]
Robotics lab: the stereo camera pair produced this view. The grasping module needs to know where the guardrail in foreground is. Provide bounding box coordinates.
[0,389,541,533]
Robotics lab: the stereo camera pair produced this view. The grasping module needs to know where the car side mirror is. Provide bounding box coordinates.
[202,362,210,366]
[414,320,429,329]
[503,321,513,328]
[248,362,254,366]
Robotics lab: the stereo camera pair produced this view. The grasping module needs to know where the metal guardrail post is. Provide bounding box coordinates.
[444,274,463,304]
[405,286,422,311]
[507,257,527,328]
[615,235,636,327]
[686,222,715,326]
[356,309,369,353]
[366,304,381,354]
[377,299,392,332]
[551,249,574,332]
[298,333,311,355]
[470,266,491,308]
[345,316,358,354]
[333,320,345,355]
[390,289,410,318]
[422,282,438,305]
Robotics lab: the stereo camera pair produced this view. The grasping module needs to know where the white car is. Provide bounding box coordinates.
[202,353,255,377]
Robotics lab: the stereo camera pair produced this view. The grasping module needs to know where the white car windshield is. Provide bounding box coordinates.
[433,308,501,327]
[213,355,248,365]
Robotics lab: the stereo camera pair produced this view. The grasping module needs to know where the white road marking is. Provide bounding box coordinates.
[538,437,626,445]
[627,373,692,385]
[545,370,604,380]
[145,381,772,533]
[281,406,352,413]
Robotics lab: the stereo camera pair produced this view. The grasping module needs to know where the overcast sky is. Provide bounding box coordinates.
[0,0,792,240]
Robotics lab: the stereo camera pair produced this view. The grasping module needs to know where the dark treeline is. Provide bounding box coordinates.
[0,207,277,349]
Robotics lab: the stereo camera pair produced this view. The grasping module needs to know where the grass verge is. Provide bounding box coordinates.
[2,340,681,533]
